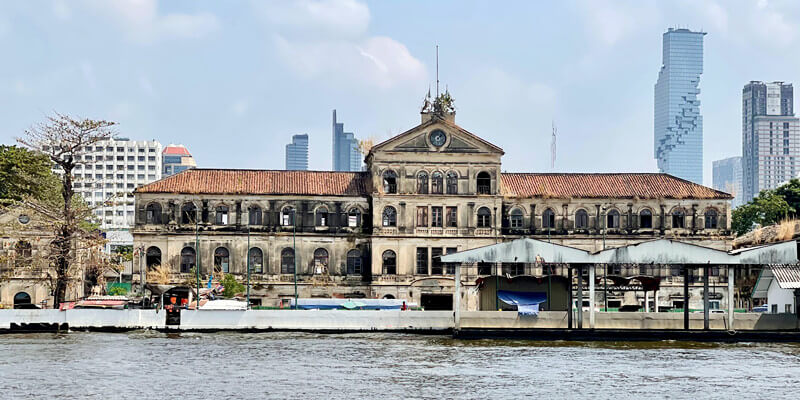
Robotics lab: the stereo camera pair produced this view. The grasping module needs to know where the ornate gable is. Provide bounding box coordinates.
[370,117,503,156]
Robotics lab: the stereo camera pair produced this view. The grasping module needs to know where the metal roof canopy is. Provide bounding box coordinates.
[752,265,800,299]
[440,238,798,265]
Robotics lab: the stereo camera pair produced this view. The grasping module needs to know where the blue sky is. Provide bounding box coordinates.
[2,0,800,186]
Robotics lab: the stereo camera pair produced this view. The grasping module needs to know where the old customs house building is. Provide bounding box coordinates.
[133,101,733,310]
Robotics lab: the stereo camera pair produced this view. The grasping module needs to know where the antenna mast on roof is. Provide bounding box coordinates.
[436,45,439,97]
[551,120,557,171]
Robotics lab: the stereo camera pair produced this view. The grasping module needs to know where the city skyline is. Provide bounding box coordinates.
[286,133,309,171]
[3,2,800,186]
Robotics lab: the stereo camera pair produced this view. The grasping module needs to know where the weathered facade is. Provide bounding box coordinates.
[133,102,734,310]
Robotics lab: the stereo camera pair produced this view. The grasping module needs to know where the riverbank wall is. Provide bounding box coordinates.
[1,309,798,336]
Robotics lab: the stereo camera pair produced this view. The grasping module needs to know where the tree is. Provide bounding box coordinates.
[221,273,245,298]
[0,145,61,203]
[774,178,800,218]
[15,113,116,307]
[731,190,790,236]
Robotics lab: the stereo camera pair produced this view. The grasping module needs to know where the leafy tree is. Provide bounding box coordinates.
[774,178,800,218]
[15,113,116,307]
[0,145,61,203]
[221,273,245,298]
[731,190,790,236]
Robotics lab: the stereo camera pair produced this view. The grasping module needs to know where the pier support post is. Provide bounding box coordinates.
[727,265,734,331]
[644,291,649,313]
[454,262,461,333]
[568,266,573,329]
[704,265,710,331]
[683,266,689,330]
[654,290,659,313]
[589,265,595,329]
[577,265,583,330]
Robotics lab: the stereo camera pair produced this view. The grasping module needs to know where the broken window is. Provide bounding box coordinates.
[431,247,443,275]
[446,206,457,227]
[281,248,295,274]
[542,208,555,229]
[214,247,230,273]
[416,247,428,274]
[417,171,428,194]
[510,208,523,228]
[316,206,329,227]
[145,202,162,224]
[382,170,397,194]
[477,207,491,228]
[348,208,361,227]
[313,248,329,274]
[14,241,32,268]
[431,171,443,194]
[416,206,428,227]
[704,209,718,229]
[180,247,195,273]
[445,247,457,274]
[446,171,458,194]
[639,209,653,229]
[607,210,620,229]
[477,262,493,275]
[249,247,263,273]
[672,209,685,229]
[382,206,397,227]
[281,207,294,226]
[249,205,262,225]
[181,203,196,224]
[431,206,443,227]
[146,246,161,269]
[382,250,396,275]
[477,171,491,194]
[575,209,588,229]
[215,205,229,225]
[347,249,362,274]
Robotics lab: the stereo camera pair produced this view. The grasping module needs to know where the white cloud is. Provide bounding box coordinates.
[262,0,425,90]
[83,0,219,43]
[579,0,656,46]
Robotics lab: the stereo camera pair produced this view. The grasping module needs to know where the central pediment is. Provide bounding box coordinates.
[369,116,504,156]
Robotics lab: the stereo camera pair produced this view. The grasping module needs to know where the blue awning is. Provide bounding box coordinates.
[497,290,547,306]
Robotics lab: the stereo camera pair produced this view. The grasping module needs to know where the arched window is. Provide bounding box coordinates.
[446,171,458,194]
[214,247,230,273]
[13,292,31,308]
[477,171,491,194]
[672,209,685,229]
[542,208,555,229]
[383,170,397,194]
[607,210,620,229]
[14,241,32,268]
[313,248,329,274]
[639,209,653,229]
[575,209,589,229]
[705,209,718,229]
[281,207,295,226]
[146,246,161,269]
[316,206,329,227]
[249,247,263,274]
[347,249,362,275]
[382,250,397,275]
[180,247,195,273]
[249,205,262,225]
[431,171,444,194]
[281,248,295,274]
[145,202,162,224]
[347,208,361,227]
[382,206,397,227]
[181,203,196,224]
[417,171,428,194]
[510,208,523,228]
[477,207,491,228]
[215,205,229,225]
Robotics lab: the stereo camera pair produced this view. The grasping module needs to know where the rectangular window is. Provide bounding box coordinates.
[431,248,443,275]
[446,207,457,227]
[416,247,428,275]
[431,206,443,227]
[445,247,457,274]
[416,206,428,227]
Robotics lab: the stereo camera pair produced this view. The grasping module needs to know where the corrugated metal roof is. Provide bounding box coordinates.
[135,169,368,196]
[768,264,800,289]
[500,173,732,199]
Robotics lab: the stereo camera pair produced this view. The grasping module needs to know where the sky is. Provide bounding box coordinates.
[2,0,800,186]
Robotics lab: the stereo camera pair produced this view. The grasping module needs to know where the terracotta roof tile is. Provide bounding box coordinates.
[135,169,368,196]
[500,173,732,200]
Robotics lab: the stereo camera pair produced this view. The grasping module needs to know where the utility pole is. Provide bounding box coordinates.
[246,225,251,309]
[293,208,298,310]
[195,211,200,309]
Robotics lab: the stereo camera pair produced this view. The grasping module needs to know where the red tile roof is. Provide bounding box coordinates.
[162,145,192,156]
[500,173,732,200]
[135,169,368,196]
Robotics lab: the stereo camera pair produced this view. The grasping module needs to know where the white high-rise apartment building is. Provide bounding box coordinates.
[62,138,163,231]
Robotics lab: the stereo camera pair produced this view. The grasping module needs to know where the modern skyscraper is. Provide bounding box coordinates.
[654,28,706,184]
[332,110,361,171]
[162,144,197,176]
[742,81,800,201]
[712,156,742,208]
[286,134,309,171]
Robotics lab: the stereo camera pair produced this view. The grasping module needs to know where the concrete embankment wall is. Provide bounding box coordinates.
[1,309,797,332]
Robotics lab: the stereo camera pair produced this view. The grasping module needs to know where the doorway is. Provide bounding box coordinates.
[420,294,452,310]
[13,292,32,308]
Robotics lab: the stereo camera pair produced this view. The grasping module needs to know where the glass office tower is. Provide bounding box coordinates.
[654,28,706,184]
[332,110,361,172]
[286,134,309,171]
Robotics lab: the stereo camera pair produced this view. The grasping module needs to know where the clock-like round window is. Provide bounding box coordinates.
[18,214,30,224]
[429,130,447,147]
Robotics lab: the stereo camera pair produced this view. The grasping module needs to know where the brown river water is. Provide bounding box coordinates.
[1,331,799,399]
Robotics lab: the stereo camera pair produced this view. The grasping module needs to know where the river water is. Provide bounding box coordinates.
[1,332,799,399]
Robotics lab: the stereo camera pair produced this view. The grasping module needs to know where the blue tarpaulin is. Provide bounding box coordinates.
[497,290,547,316]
